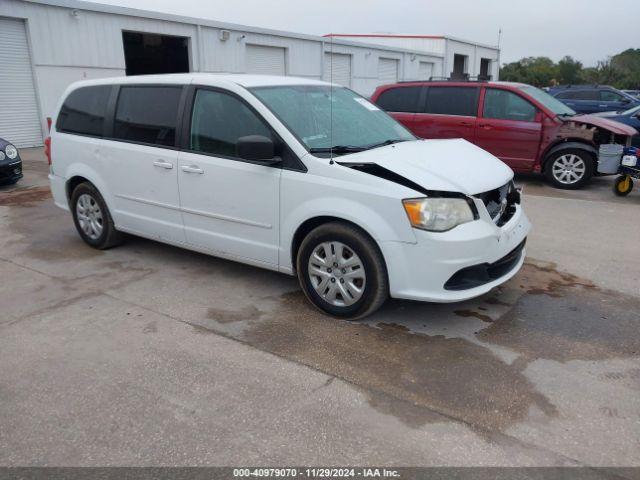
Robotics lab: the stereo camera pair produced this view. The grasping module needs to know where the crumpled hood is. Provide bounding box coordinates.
[569,114,638,136]
[340,138,513,195]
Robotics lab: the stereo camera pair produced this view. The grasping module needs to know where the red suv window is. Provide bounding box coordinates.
[424,86,478,116]
[375,86,422,113]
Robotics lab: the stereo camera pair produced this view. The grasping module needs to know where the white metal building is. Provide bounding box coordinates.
[0,0,500,147]
[325,34,500,83]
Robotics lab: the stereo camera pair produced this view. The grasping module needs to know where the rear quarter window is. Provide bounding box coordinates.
[113,86,183,147]
[56,85,112,137]
[375,86,422,113]
[424,86,478,116]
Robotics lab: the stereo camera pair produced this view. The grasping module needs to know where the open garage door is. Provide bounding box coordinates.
[323,52,351,87]
[378,58,399,85]
[122,31,190,76]
[0,17,42,147]
[246,45,286,75]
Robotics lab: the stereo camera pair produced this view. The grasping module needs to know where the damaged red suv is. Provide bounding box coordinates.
[371,81,638,189]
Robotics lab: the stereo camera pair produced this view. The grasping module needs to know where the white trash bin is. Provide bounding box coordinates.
[597,144,623,174]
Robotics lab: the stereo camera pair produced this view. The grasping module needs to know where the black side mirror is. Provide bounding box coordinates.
[620,98,631,104]
[237,135,279,163]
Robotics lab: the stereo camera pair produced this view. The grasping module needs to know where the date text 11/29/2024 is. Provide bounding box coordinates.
[233,468,400,478]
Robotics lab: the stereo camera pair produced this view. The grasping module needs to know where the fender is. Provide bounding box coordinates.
[62,162,116,217]
[279,196,417,273]
[542,141,598,169]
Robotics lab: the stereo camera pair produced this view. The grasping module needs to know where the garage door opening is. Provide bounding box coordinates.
[452,54,468,79]
[122,31,190,76]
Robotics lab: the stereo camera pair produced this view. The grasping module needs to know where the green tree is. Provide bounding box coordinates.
[500,57,557,87]
[557,56,583,84]
[499,50,640,89]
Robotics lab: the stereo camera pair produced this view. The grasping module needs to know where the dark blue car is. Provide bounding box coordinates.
[548,85,640,114]
[592,105,640,147]
[0,137,23,185]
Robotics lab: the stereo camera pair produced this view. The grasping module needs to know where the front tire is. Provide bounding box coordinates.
[296,222,388,319]
[70,182,123,249]
[544,149,594,190]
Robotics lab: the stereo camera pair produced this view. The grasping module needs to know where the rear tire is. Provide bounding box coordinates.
[613,175,634,196]
[544,149,594,190]
[296,222,388,320]
[70,182,123,249]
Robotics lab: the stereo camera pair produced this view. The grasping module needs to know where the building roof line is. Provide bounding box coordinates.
[324,34,445,39]
[21,0,445,57]
[325,33,499,51]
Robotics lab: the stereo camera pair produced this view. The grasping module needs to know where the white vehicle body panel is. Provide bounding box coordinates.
[49,73,531,303]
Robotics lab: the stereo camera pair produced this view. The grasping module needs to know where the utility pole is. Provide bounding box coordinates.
[496,28,502,80]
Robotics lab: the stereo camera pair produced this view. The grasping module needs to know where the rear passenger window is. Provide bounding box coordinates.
[573,90,598,101]
[57,85,111,137]
[189,89,272,158]
[113,86,182,147]
[424,87,478,116]
[555,91,576,99]
[483,89,536,122]
[375,86,422,113]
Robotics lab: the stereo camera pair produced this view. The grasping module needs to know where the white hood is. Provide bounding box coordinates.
[342,138,514,195]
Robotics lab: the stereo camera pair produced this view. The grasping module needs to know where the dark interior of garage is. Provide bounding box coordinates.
[122,31,190,76]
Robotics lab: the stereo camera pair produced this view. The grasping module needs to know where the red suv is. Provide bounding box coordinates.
[371,81,638,189]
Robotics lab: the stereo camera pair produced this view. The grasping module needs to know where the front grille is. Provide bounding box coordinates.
[474,181,520,227]
[444,239,526,291]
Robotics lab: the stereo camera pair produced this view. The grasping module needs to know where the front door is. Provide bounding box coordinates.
[475,87,542,171]
[599,90,631,113]
[104,85,185,244]
[178,88,281,267]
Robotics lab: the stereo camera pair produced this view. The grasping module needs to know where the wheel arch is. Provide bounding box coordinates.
[541,140,597,172]
[290,216,388,275]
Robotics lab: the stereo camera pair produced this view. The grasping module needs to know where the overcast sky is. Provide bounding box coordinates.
[90,0,637,66]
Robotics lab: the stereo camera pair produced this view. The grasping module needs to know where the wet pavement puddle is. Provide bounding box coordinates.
[3,190,640,436]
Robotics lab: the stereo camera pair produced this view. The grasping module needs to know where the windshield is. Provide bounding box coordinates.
[250,85,415,155]
[517,85,576,116]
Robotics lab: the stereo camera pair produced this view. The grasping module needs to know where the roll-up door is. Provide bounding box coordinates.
[246,45,286,75]
[419,61,434,80]
[0,17,42,147]
[323,52,351,87]
[377,58,399,85]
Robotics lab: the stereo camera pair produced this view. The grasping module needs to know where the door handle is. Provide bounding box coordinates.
[153,160,174,169]
[181,165,204,174]
[479,124,493,130]
[458,121,473,127]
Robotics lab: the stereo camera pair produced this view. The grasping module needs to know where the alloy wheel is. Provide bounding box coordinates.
[76,193,104,240]
[551,154,586,185]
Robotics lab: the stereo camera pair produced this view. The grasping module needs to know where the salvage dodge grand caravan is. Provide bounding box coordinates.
[48,74,531,319]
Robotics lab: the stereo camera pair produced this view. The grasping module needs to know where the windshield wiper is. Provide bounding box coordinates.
[309,145,366,154]
[309,139,409,155]
[363,139,409,150]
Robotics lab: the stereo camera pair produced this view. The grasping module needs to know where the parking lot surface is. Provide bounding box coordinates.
[1,149,639,466]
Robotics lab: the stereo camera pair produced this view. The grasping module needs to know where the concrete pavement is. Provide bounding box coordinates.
[0,149,638,467]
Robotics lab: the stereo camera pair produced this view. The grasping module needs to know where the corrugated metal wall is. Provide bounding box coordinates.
[0,0,477,144]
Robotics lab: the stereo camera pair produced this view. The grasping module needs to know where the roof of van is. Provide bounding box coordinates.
[67,73,332,90]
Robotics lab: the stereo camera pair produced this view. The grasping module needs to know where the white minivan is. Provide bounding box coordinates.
[48,74,530,319]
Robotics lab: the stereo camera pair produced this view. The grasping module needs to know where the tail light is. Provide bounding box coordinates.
[44,117,52,166]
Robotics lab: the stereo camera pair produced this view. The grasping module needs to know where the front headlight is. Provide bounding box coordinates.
[5,145,18,160]
[403,197,475,232]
